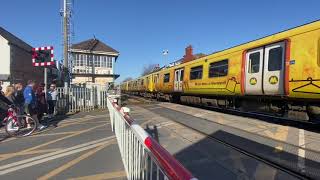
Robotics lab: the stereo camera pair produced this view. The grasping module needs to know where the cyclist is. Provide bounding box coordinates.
[0,86,13,125]
[23,80,46,130]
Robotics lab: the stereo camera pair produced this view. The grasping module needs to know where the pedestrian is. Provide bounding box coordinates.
[0,85,4,95]
[47,83,57,118]
[35,83,47,122]
[23,80,46,130]
[4,85,16,104]
[0,86,13,124]
[14,83,25,115]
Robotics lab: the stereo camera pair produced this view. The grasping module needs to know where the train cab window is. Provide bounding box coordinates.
[190,66,203,80]
[164,73,170,83]
[268,47,283,71]
[209,59,228,78]
[248,52,260,73]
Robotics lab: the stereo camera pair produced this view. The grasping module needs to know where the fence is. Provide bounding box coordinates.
[56,85,108,114]
[107,96,197,180]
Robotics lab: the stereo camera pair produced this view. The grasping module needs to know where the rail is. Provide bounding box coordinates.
[107,96,197,180]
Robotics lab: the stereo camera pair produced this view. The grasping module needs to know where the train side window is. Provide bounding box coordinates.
[164,73,170,83]
[209,59,228,78]
[249,52,260,73]
[268,47,283,71]
[180,69,184,81]
[190,66,203,80]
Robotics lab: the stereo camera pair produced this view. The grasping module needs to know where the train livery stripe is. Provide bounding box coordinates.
[285,39,291,96]
[241,50,247,95]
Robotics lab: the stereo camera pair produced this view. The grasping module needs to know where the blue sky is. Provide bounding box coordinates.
[0,0,319,82]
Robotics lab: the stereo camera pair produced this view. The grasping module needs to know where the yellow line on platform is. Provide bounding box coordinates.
[68,171,127,180]
[0,124,106,162]
[38,142,114,180]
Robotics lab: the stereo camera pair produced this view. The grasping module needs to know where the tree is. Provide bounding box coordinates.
[122,77,133,82]
[141,64,158,76]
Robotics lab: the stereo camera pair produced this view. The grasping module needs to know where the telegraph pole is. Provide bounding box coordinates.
[63,0,69,88]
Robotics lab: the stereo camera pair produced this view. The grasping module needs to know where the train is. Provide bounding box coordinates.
[121,20,320,122]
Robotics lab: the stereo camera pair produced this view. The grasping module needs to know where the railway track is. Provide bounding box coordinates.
[123,94,320,179]
[125,94,320,133]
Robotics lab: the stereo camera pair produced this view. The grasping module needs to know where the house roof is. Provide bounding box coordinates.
[0,26,32,51]
[71,38,119,54]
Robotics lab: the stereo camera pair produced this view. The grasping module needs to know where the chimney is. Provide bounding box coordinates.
[183,45,194,63]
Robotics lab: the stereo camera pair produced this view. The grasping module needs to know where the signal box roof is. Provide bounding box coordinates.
[71,38,119,55]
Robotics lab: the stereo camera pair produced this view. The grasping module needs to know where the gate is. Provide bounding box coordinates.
[56,85,108,114]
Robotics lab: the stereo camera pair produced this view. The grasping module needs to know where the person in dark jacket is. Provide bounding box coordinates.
[35,83,47,122]
[14,83,24,115]
[24,80,46,130]
[0,87,13,123]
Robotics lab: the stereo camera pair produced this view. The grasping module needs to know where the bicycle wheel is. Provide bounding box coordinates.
[5,117,20,137]
[18,115,38,137]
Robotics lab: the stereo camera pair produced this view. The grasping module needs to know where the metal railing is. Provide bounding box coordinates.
[107,96,198,180]
[56,85,108,114]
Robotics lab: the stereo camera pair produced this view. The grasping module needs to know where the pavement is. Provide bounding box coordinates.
[0,110,126,180]
[123,97,305,180]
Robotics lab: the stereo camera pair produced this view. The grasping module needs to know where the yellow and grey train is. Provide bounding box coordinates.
[121,20,320,122]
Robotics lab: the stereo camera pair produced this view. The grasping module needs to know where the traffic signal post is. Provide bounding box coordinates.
[32,46,55,100]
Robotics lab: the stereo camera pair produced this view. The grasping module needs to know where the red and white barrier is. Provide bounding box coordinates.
[107,97,198,180]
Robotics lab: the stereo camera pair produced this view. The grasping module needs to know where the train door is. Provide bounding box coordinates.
[245,48,264,95]
[263,42,285,95]
[174,69,184,92]
[245,41,285,95]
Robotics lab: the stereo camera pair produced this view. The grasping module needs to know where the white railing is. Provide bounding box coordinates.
[107,97,198,180]
[56,85,108,114]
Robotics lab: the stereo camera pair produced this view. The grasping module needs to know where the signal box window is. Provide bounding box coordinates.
[209,59,228,78]
[268,47,283,71]
[190,66,203,80]
[249,52,260,73]
[164,73,170,83]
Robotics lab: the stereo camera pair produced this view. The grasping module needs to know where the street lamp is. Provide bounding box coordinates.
[162,49,169,63]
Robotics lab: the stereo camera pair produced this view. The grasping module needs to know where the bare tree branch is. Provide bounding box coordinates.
[141,64,158,76]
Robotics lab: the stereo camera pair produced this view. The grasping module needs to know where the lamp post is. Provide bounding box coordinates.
[162,49,169,63]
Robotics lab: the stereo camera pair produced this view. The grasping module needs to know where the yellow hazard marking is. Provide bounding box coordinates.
[68,171,127,180]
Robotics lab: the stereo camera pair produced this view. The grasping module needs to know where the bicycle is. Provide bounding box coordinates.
[3,105,38,137]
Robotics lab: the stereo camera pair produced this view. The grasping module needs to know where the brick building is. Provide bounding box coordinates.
[0,27,58,89]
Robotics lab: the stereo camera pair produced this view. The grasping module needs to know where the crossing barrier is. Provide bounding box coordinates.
[56,85,108,114]
[107,96,198,180]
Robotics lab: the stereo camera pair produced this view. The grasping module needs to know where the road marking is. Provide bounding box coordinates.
[298,129,306,172]
[0,124,107,162]
[0,148,63,158]
[0,136,114,171]
[38,143,114,180]
[1,115,108,143]
[68,171,127,180]
[32,131,77,137]
[0,138,116,175]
